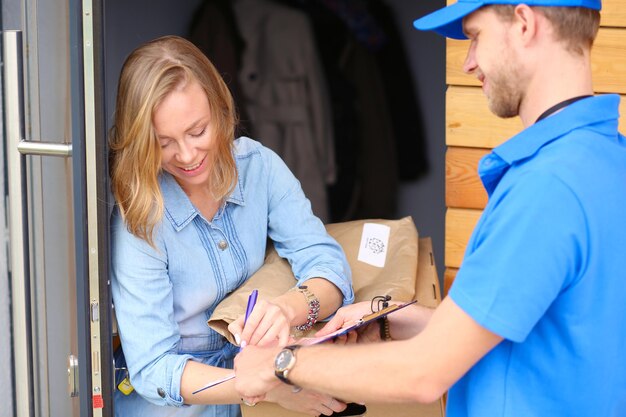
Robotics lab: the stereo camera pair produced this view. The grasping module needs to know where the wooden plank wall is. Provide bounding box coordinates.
[443,2,626,295]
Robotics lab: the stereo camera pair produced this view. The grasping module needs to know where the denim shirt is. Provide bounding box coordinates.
[111,137,354,410]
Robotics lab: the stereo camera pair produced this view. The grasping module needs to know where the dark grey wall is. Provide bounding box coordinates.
[387,0,447,284]
[104,0,204,127]
[104,0,448,285]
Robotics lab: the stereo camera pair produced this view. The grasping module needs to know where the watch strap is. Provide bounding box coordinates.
[274,345,300,387]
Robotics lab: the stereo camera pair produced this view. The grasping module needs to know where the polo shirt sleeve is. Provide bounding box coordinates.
[449,171,588,342]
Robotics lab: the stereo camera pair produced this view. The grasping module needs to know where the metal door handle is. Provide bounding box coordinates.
[17,140,72,157]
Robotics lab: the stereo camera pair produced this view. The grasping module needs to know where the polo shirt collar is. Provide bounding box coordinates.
[160,171,245,231]
[494,94,619,165]
[478,94,620,196]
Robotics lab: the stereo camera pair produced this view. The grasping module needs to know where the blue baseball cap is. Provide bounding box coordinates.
[413,0,601,40]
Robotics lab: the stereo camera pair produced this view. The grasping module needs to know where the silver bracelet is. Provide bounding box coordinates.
[293,285,320,332]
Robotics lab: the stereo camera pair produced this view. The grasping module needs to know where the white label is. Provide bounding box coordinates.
[357,223,391,268]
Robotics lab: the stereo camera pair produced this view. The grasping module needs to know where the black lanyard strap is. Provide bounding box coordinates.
[535,95,592,123]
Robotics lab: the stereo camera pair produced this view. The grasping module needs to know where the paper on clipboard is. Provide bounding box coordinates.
[295,300,417,346]
[192,300,417,394]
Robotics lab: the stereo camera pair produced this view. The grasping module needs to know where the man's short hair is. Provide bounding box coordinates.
[491,5,600,54]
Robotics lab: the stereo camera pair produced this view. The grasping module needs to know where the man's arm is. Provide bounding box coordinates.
[234,296,503,404]
[387,301,435,340]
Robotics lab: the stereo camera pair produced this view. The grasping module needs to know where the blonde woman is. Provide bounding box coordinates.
[109,35,352,417]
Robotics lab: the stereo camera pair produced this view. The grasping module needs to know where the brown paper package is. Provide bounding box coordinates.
[207,217,444,416]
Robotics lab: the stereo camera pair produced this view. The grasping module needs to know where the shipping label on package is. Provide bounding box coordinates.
[357,223,391,268]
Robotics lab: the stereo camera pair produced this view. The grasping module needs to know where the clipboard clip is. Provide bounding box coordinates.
[361,304,400,322]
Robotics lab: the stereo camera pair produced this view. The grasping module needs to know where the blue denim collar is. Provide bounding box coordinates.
[160,171,245,232]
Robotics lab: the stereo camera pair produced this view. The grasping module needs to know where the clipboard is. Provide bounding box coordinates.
[295,300,417,346]
[192,300,417,394]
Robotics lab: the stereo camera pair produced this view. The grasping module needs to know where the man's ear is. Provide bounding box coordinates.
[512,4,539,46]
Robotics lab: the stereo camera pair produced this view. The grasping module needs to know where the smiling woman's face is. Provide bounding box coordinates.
[153,79,216,193]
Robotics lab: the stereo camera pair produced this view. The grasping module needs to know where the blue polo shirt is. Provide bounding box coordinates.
[447,95,626,416]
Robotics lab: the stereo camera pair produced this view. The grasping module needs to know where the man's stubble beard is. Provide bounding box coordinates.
[486,50,524,119]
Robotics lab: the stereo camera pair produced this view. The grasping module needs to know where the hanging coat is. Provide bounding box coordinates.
[233,0,335,222]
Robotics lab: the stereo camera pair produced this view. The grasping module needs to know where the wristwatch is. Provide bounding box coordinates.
[274,345,301,389]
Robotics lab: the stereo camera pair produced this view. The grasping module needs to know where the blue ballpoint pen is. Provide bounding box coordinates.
[243,289,258,325]
[241,289,258,349]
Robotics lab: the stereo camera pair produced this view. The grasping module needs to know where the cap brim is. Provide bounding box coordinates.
[413,1,484,40]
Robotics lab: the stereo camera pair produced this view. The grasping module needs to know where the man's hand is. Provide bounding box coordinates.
[234,345,282,401]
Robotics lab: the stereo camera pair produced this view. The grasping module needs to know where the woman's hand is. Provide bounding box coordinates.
[263,385,347,416]
[228,299,292,347]
[326,329,358,346]
[314,301,374,338]
[325,323,382,345]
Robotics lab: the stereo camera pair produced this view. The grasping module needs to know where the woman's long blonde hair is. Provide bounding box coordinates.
[109,35,238,245]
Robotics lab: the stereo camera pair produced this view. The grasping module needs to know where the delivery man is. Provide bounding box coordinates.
[233,1,626,415]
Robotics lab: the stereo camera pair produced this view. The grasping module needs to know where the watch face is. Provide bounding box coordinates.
[275,349,294,371]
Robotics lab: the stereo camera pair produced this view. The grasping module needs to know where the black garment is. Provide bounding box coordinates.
[309,0,429,182]
[341,38,398,220]
[368,0,429,181]
[189,0,252,137]
[279,0,403,220]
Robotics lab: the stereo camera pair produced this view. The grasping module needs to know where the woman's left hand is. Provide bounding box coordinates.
[315,301,373,338]
[229,299,292,347]
[263,385,347,416]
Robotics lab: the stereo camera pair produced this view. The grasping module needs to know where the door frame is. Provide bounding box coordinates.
[76,0,114,415]
[2,0,111,415]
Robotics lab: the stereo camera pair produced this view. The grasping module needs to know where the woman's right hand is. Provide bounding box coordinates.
[229,299,292,348]
[263,385,347,416]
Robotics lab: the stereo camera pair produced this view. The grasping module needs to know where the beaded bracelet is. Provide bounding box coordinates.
[293,285,320,332]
